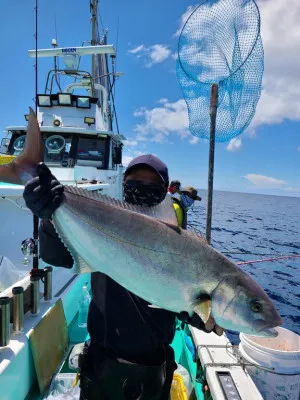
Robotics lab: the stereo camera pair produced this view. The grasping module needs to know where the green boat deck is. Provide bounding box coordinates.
[26,312,204,399]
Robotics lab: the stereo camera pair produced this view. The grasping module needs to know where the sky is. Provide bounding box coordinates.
[0,0,299,196]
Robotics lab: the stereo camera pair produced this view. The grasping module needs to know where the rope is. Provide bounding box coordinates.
[223,251,286,256]
[236,254,300,266]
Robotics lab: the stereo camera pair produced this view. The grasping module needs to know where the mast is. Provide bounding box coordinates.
[91,0,98,81]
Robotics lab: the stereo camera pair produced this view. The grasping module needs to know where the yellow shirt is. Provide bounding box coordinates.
[173,202,184,228]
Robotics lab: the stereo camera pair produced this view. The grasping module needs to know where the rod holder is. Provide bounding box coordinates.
[0,297,11,347]
[43,266,53,301]
[30,276,40,315]
[12,287,24,334]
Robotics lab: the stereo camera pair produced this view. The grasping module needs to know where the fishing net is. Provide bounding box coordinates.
[177,0,264,142]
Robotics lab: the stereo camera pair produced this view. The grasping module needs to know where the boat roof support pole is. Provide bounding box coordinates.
[206,84,218,245]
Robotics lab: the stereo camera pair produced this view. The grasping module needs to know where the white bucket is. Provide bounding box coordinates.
[239,327,300,400]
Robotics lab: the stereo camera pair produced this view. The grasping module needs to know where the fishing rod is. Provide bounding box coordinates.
[32,0,39,273]
[25,0,44,315]
[21,0,40,276]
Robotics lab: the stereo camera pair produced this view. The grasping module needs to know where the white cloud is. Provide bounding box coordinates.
[297,146,300,152]
[122,150,146,167]
[123,139,138,147]
[226,138,242,152]
[128,45,145,54]
[158,98,168,104]
[134,99,189,143]
[128,44,171,67]
[244,174,286,188]
[122,155,134,167]
[250,0,300,129]
[189,136,200,145]
[147,44,171,67]
[174,5,198,37]
[133,150,143,157]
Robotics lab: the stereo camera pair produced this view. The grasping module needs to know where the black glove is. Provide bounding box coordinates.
[178,311,224,336]
[23,162,64,220]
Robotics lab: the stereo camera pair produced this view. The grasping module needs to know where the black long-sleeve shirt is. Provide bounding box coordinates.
[39,220,177,364]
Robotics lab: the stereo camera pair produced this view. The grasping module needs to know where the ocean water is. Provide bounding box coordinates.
[188,190,300,343]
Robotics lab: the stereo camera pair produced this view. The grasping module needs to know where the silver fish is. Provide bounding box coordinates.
[0,108,282,337]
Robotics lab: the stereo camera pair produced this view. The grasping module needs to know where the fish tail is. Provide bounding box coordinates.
[0,107,44,185]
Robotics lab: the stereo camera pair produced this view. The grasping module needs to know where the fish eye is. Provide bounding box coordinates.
[250,300,263,313]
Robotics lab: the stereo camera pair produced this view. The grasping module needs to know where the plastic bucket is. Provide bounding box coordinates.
[239,327,300,400]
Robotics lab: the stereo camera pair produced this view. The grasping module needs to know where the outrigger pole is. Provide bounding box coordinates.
[205,84,218,245]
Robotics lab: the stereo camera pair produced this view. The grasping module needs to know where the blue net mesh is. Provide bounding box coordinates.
[177,0,264,142]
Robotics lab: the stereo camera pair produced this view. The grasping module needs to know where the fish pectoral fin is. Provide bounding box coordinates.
[193,299,212,324]
[148,304,162,309]
[73,255,93,274]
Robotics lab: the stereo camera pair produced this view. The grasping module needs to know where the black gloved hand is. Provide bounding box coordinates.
[178,311,224,336]
[23,162,64,220]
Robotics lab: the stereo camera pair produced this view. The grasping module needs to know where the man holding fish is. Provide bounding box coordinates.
[24,152,222,400]
[0,109,282,399]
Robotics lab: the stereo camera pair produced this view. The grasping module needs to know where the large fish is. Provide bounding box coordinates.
[0,108,282,337]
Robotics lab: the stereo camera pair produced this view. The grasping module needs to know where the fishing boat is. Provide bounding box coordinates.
[0,2,298,400]
[0,4,125,275]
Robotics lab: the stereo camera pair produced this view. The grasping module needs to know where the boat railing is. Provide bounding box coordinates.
[44,69,93,95]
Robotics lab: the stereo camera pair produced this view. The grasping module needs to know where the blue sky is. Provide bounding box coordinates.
[0,0,299,196]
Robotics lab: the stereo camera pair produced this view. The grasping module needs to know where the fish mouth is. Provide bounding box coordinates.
[258,327,278,338]
[257,321,282,337]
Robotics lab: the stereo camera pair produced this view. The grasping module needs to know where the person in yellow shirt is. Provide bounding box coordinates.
[172,186,202,228]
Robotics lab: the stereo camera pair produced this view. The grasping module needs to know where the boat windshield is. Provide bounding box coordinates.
[8,132,108,169]
[76,136,106,168]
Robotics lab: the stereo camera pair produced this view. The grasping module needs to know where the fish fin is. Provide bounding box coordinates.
[73,255,93,274]
[193,299,212,323]
[148,304,162,309]
[64,186,179,226]
[0,107,43,184]
[52,211,92,274]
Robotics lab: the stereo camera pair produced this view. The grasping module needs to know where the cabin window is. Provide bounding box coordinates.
[76,137,106,168]
[10,135,26,156]
[44,134,72,167]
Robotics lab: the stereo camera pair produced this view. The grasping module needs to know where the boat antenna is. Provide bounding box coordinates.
[52,5,62,92]
[32,0,39,271]
[114,16,119,88]
[97,0,105,35]
[91,0,98,81]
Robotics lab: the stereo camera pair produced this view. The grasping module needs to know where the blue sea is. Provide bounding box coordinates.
[188,190,300,343]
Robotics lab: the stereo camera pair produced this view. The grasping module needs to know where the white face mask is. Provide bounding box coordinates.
[181,194,195,209]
